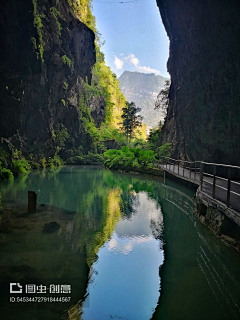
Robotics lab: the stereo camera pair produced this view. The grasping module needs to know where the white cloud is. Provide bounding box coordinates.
[114,53,161,75]
[114,56,124,70]
[108,232,154,255]
[137,65,161,74]
[126,53,140,67]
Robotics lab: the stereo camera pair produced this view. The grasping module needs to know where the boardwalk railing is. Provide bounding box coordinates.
[156,157,240,211]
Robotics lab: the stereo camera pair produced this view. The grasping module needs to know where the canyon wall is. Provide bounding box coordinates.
[0,0,104,158]
[156,0,240,165]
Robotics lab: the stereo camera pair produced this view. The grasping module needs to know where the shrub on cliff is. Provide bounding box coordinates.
[46,156,64,168]
[39,158,46,168]
[11,149,31,175]
[12,158,31,175]
[0,161,14,180]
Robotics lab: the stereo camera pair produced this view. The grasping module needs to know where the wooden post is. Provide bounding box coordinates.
[212,165,216,199]
[227,167,231,207]
[28,191,37,212]
[200,163,203,191]
[164,170,166,184]
[194,162,196,180]
[190,163,192,179]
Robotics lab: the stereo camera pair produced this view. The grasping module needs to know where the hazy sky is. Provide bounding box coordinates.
[92,0,170,78]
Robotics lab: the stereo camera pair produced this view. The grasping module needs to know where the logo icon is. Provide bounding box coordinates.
[10,283,22,294]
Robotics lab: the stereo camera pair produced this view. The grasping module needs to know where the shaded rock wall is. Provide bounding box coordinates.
[195,188,240,249]
[0,0,104,158]
[156,0,240,165]
[88,95,106,128]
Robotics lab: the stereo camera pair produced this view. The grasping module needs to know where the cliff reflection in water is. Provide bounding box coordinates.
[0,166,239,320]
[0,167,164,320]
[151,181,240,320]
[81,191,164,320]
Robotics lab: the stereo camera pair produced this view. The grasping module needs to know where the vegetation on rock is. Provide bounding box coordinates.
[68,0,96,33]
[50,7,65,37]
[61,55,74,70]
[0,161,14,180]
[32,0,45,62]
[155,79,170,119]
[12,149,31,175]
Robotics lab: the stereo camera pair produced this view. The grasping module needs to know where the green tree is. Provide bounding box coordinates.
[155,79,170,118]
[120,102,143,142]
[157,142,171,160]
[148,128,161,151]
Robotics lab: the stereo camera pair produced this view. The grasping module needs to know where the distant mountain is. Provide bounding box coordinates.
[119,71,169,129]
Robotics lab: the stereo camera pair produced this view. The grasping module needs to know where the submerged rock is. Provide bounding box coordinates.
[43,221,60,234]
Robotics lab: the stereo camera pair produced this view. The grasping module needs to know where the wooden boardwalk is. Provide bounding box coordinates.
[158,161,240,213]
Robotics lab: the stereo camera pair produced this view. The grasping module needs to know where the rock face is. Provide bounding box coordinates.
[119,71,168,129]
[0,0,104,158]
[195,188,240,249]
[156,0,240,165]
[88,96,106,128]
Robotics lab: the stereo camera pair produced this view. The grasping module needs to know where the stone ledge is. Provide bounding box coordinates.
[196,188,240,228]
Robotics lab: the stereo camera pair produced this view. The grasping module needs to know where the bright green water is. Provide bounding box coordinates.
[0,166,239,320]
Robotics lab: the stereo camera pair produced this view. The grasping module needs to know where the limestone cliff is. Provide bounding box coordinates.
[0,0,104,158]
[156,0,240,165]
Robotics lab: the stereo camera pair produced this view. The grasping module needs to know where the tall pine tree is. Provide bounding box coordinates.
[120,102,143,142]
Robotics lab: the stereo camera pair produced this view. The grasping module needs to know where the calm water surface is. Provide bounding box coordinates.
[0,166,239,320]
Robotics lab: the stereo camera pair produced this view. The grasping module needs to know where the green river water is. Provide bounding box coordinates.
[0,165,239,320]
